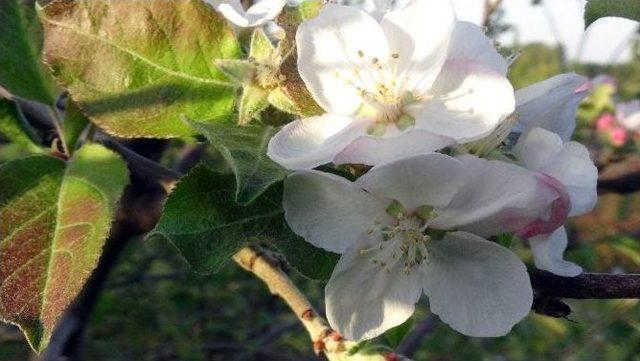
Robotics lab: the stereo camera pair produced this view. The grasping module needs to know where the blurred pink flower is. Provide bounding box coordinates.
[610,127,628,146]
[596,113,616,131]
[596,113,628,146]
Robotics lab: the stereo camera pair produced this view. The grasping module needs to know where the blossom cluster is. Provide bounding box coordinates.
[208,0,598,341]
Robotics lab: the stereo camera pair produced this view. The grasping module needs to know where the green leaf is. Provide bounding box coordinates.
[0,99,42,152]
[250,28,277,62]
[41,0,241,138]
[239,85,270,125]
[0,143,129,352]
[384,317,413,348]
[187,120,289,205]
[215,59,256,85]
[63,101,89,152]
[149,165,284,274]
[269,230,338,281]
[267,86,299,114]
[149,165,338,280]
[0,0,58,104]
[584,0,640,27]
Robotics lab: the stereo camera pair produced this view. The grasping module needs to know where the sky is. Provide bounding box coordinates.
[450,0,639,64]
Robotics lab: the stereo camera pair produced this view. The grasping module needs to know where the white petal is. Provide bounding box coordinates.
[267,114,367,170]
[514,128,597,217]
[514,73,588,141]
[333,130,455,167]
[381,0,455,94]
[423,232,532,337]
[447,22,508,75]
[355,153,464,210]
[205,0,285,27]
[407,60,515,143]
[296,5,389,114]
[432,155,565,237]
[326,242,423,341]
[283,170,387,253]
[529,227,583,277]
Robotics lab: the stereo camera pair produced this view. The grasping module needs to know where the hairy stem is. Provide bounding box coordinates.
[232,247,400,360]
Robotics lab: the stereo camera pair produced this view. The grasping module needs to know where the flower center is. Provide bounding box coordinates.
[362,201,439,275]
[333,49,417,136]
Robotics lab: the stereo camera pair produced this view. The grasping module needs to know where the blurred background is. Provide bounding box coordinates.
[2,0,640,360]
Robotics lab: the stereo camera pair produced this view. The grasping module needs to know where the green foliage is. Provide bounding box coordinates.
[63,101,89,153]
[239,85,270,125]
[149,164,337,280]
[508,43,565,89]
[0,99,42,152]
[149,165,285,274]
[384,317,413,348]
[40,0,241,138]
[188,120,289,205]
[0,144,129,352]
[0,0,58,104]
[585,0,640,27]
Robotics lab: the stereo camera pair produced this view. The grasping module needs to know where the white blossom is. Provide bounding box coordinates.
[204,0,287,27]
[512,73,589,141]
[268,0,514,169]
[617,100,640,131]
[281,154,568,340]
[513,127,598,276]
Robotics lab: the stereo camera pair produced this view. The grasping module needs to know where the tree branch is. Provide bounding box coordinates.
[597,155,640,194]
[529,270,640,299]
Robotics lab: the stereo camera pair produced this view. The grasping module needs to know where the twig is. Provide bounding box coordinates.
[529,270,640,299]
[232,248,336,355]
[598,155,640,194]
[232,247,403,360]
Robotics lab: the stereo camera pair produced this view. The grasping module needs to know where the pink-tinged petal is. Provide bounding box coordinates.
[407,60,514,143]
[514,128,597,217]
[326,239,423,341]
[514,73,588,141]
[529,227,582,277]
[267,114,368,170]
[283,170,388,254]
[423,232,533,337]
[381,0,455,94]
[354,153,464,210]
[517,173,570,238]
[296,5,390,114]
[447,22,508,76]
[333,130,455,167]
[432,155,565,237]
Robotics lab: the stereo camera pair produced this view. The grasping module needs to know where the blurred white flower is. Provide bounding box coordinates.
[617,100,640,132]
[513,127,598,276]
[204,0,287,27]
[281,154,569,340]
[268,0,514,169]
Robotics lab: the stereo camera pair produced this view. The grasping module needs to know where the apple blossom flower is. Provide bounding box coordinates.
[204,0,287,27]
[513,73,589,141]
[514,128,598,276]
[617,100,640,132]
[282,154,569,340]
[268,0,514,169]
